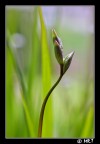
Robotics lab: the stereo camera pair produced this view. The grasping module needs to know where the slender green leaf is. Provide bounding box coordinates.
[38,7,53,137]
[6,30,35,137]
[21,94,35,137]
[6,47,14,137]
[27,7,39,100]
[6,30,27,97]
[80,105,94,137]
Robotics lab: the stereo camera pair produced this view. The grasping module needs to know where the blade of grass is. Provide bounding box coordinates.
[21,93,35,137]
[6,30,27,97]
[6,30,35,137]
[38,7,53,137]
[80,105,94,138]
[27,7,39,102]
[23,7,39,136]
[6,46,15,137]
[6,8,22,137]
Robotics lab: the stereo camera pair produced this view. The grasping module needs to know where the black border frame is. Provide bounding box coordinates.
[1,3,95,143]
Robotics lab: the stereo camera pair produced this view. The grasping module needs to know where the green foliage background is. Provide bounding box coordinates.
[6,6,94,138]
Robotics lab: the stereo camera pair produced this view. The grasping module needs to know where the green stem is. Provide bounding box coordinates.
[38,70,63,137]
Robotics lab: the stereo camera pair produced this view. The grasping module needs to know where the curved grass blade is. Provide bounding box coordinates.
[6,30,35,137]
[38,7,53,137]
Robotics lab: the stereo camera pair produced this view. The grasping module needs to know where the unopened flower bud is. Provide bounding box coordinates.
[63,51,74,74]
[52,29,63,49]
[54,40,63,64]
[52,29,63,64]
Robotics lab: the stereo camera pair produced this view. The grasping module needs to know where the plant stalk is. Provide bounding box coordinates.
[38,66,63,137]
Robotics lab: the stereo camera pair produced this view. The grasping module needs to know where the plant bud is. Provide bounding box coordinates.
[52,29,64,64]
[63,51,74,74]
[54,40,63,64]
[52,29,63,49]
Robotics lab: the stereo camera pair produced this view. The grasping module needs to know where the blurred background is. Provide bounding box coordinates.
[6,6,94,138]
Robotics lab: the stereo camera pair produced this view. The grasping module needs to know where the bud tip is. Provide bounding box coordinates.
[68,51,75,59]
[52,28,57,38]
